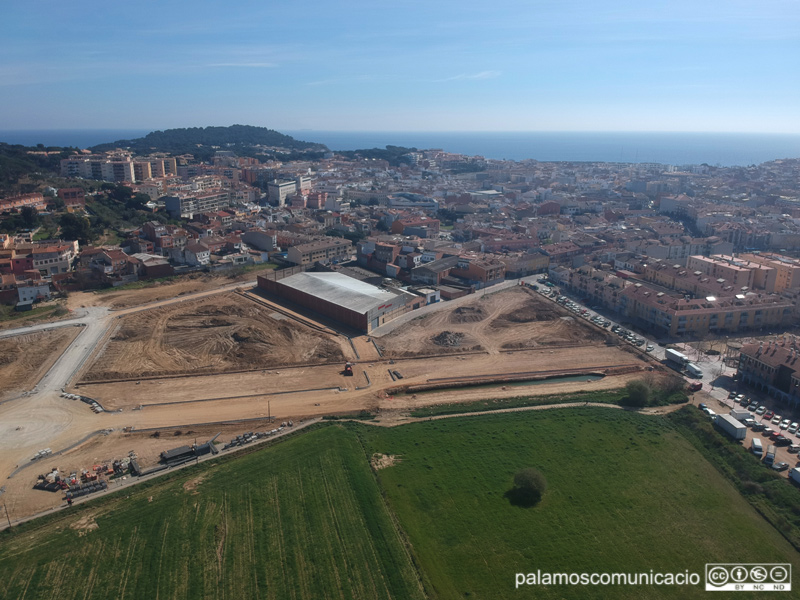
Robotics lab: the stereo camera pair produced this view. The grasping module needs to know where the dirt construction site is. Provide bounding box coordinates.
[0,279,658,523]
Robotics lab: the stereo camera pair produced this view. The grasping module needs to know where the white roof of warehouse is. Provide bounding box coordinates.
[277,272,401,315]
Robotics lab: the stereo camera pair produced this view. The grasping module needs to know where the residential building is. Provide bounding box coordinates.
[286,239,353,266]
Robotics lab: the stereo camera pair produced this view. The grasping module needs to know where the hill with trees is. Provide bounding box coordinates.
[89,125,328,158]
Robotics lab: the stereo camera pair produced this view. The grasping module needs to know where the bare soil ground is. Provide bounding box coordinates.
[82,293,349,381]
[0,327,81,401]
[67,269,269,311]
[377,287,607,357]
[2,285,657,523]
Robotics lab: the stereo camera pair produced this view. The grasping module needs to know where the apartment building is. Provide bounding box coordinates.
[268,180,297,207]
[30,242,79,276]
[450,254,506,288]
[739,253,800,293]
[685,255,766,290]
[57,188,86,208]
[737,339,800,406]
[60,155,136,182]
[164,189,231,219]
[0,193,46,212]
[286,239,353,266]
[618,283,793,337]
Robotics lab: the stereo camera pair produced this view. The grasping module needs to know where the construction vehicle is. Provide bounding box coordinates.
[343,362,354,376]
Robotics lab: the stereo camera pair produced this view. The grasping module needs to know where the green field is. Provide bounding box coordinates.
[0,426,425,600]
[1,408,798,599]
[358,408,800,598]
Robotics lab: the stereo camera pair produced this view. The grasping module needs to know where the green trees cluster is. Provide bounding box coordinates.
[621,374,688,407]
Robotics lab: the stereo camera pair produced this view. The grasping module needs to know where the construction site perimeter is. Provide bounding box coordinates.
[75,285,650,416]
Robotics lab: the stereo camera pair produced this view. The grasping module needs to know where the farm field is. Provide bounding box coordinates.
[82,292,349,381]
[356,407,800,599]
[0,425,425,600]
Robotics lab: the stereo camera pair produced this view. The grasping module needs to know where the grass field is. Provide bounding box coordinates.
[356,408,800,599]
[408,389,627,417]
[0,426,425,600]
[1,408,798,600]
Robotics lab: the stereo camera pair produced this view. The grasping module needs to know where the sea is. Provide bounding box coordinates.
[2,129,800,167]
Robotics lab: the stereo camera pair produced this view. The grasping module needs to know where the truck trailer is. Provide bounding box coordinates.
[790,467,800,484]
[665,349,690,368]
[714,414,747,440]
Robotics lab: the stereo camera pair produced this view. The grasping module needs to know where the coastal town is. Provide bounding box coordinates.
[1,131,800,526]
[2,139,799,342]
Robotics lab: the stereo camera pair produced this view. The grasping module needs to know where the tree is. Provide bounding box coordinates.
[508,468,548,506]
[59,213,93,245]
[623,379,651,407]
[20,206,40,229]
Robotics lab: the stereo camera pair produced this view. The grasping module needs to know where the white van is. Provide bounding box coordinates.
[751,438,763,458]
[686,363,703,378]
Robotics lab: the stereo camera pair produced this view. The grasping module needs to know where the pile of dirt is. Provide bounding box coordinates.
[491,300,560,327]
[449,306,487,324]
[432,331,466,347]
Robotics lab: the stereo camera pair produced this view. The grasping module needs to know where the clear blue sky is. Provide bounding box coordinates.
[2,0,799,132]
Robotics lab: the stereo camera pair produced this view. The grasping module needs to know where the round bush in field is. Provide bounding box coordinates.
[511,468,548,506]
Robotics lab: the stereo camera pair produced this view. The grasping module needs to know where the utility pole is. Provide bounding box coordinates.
[3,503,11,528]
[268,400,271,423]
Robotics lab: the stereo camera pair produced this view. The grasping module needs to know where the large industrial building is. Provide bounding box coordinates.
[257,271,420,332]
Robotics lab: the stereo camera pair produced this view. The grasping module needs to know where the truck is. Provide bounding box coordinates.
[730,408,751,422]
[751,438,763,458]
[764,445,777,467]
[343,362,353,376]
[665,349,690,368]
[714,414,747,440]
[790,467,800,484]
[686,363,703,378]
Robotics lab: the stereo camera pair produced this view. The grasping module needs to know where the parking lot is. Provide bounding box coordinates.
[699,393,800,476]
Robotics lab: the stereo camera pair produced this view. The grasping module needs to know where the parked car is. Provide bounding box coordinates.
[775,436,791,446]
[743,418,757,428]
[752,422,766,431]
[728,390,737,399]
[646,344,654,352]
[765,410,775,420]
[698,403,708,411]
[772,462,790,472]
[763,428,776,437]
[756,406,766,415]
[748,403,759,411]
[788,422,798,435]
[740,397,751,406]
[788,445,800,454]
[772,415,783,425]
[770,430,783,440]
[780,419,791,430]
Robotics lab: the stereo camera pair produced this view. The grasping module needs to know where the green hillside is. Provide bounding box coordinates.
[89,125,327,157]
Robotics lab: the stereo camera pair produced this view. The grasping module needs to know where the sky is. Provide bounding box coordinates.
[1,0,799,133]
